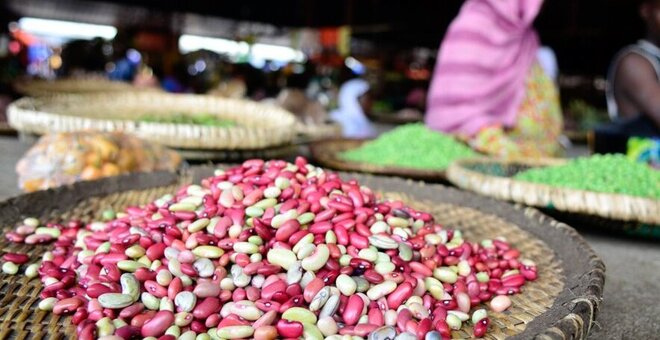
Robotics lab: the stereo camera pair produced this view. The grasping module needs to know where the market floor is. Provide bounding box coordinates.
[0,135,658,339]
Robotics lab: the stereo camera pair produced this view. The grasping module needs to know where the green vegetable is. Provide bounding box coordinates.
[514,154,660,199]
[139,113,236,127]
[340,124,477,170]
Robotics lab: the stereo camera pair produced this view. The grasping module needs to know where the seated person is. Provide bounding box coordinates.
[607,0,660,136]
[425,0,563,158]
[598,0,660,153]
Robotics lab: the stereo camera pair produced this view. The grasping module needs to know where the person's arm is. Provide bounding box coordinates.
[616,53,660,128]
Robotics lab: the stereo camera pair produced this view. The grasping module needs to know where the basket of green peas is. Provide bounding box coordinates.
[446,155,660,227]
[309,124,478,182]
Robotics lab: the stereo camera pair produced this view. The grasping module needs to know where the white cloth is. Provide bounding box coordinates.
[537,46,559,81]
[330,79,376,139]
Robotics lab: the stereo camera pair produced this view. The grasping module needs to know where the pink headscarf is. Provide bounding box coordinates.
[425,0,543,136]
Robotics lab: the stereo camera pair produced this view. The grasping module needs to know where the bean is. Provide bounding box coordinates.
[368,326,397,340]
[336,274,357,296]
[3,253,29,264]
[141,310,175,337]
[2,262,18,275]
[99,293,134,309]
[142,292,160,310]
[175,291,197,312]
[319,294,340,319]
[160,297,174,311]
[120,273,140,301]
[53,297,82,314]
[23,217,40,228]
[193,258,214,278]
[472,309,488,324]
[309,286,331,311]
[343,295,364,326]
[191,246,224,259]
[445,314,462,330]
[217,325,254,338]
[117,260,147,272]
[317,316,339,336]
[281,307,317,324]
[10,158,535,340]
[38,297,57,311]
[433,267,458,283]
[276,319,304,338]
[180,331,197,340]
[24,263,39,279]
[301,244,330,271]
[366,281,397,300]
[302,323,324,340]
[490,295,512,312]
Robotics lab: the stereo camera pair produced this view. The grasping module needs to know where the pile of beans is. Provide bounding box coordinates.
[5,157,537,340]
[341,124,477,170]
[514,154,660,199]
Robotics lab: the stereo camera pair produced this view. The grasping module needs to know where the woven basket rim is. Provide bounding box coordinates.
[7,93,297,150]
[447,157,660,225]
[0,166,605,340]
[309,138,447,181]
[12,78,141,96]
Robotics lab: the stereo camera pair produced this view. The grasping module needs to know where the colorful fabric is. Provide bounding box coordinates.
[628,137,660,168]
[470,63,563,158]
[425,0,544,136]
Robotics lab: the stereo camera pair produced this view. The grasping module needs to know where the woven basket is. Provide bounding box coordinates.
[13,78,142,97]
[309,139,447,181]
[174,144,299,162]
[447,158,660,225]
[294,121,343,143]
[7,93,297,150]
[0,166,604,339]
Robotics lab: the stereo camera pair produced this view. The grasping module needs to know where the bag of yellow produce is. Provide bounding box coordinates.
[16,131,182,192]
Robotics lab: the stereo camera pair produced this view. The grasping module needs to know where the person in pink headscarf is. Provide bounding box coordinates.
[425,0,563,158]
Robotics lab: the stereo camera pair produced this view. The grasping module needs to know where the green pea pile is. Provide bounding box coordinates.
[340,123,477,170]
[514,154,660,199]
[139,113,236,127]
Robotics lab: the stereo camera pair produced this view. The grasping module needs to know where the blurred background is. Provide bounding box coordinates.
[0,0,642,135]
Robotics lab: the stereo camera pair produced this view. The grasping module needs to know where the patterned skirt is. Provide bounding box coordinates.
[470,63,564,158]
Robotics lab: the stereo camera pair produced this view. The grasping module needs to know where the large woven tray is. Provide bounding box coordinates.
[0,166,604,339]
[447,158,660,226]
[310,139,447,181]
[7,93,297,150]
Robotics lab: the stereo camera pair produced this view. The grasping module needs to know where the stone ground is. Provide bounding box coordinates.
[0,135,658,339]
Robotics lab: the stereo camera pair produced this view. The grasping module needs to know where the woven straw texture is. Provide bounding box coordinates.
[7,93,297,150]
[310,139,447,181]
[447,158,660,225]
[13,78,143,97]
[0,167,604,339]
[295,121,343,143]
[175,144,298,162]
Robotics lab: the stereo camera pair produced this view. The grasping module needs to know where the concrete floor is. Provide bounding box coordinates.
[0,135,658,339]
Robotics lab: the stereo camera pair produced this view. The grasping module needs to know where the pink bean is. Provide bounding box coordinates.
[343,295,364,326]
[276,319,303,338]
[387,282,413,309]
[141,310,175,337]
[2,253,29,264]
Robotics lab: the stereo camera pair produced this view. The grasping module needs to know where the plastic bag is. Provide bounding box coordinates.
[16,131,182,192]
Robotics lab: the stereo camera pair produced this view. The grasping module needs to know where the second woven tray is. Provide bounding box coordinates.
[447,157,660,226]
[310,139,448,181]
